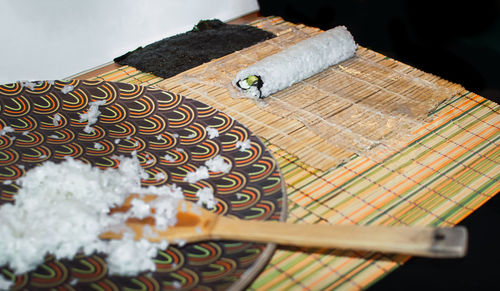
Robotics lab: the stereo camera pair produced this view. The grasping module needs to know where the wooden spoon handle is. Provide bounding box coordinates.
[211,217,467,258]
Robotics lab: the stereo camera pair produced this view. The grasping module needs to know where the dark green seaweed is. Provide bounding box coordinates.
[114,19,275,79]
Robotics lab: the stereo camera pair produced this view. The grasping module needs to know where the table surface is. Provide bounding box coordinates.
[70,12,499,291]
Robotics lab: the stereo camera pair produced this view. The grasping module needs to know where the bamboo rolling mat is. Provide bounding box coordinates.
[88,16,500,290]
[157,17,464,171]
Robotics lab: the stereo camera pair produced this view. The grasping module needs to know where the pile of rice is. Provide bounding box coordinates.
[0,85,225,289]
[0,156,186,289]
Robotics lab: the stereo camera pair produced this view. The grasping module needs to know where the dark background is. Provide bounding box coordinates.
[258,0,500,103]
[258,1,499,290]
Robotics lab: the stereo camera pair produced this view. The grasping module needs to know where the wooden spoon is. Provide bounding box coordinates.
[100,194,467,258]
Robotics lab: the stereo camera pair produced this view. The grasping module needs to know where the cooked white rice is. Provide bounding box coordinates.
[183,166,209,184]
[205,155,231,173]
[0,126,14,136]
[19,80,36,90]
[206,127,219,139]
[79,100,106,133]
[164,154,176,162]
[52,113,61,126]
[0,276,11,291]
[195,187,216,209]
[61,85,74,94]
[236,139,251,151]
[155,172,167,181]
[93,142,104,149]
[0,156,183,280]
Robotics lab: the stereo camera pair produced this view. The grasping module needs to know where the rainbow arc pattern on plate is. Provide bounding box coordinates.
[0,80,285,290]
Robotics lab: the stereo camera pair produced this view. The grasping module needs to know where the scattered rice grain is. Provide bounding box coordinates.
[0,126,14,136]
[236,139,251,151]
[61,85,74,94]
[183,166,209,184]
[205,155,231,173]
[206,127,219,139]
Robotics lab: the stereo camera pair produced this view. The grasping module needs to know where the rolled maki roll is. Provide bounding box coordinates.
[233,26,357,99]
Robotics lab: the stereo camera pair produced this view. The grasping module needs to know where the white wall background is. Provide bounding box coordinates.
[0,0,259,84]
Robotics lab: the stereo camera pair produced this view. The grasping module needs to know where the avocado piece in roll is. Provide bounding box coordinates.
[235,75,264,98]
[233,25,357,99]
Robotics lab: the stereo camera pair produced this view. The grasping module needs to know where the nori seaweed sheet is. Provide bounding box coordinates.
[114,19,275,79]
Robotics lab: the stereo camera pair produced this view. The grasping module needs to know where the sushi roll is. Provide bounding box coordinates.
[233,26,357,99]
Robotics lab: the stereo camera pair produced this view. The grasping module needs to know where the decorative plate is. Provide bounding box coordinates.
[0,80,287,290]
